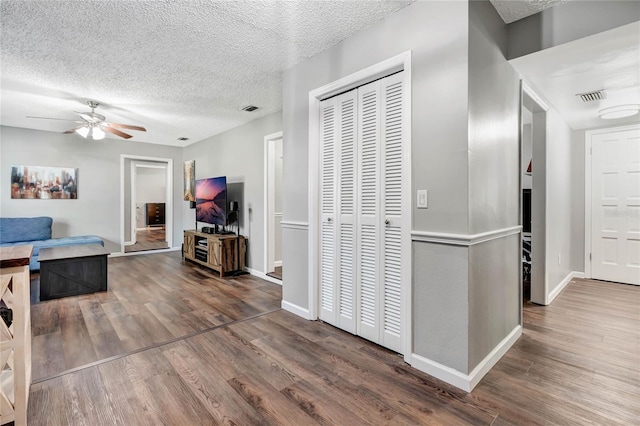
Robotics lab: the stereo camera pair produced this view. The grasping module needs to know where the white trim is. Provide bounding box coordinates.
[245,267,282,285]
[411,226,522,246]
[124,242,135,247]
[584,124,640,279]
[281,300,312,320]
[522,82,549,111]
[521,83,549,306]
[281,221,309,231]
[120,155,173,256]
[274,260,282,268]
[308,51,413,346]
[130,161,137,244]
[410,325,522,392]
[109,246,181,257]
[548,271,585,304]
[264,131,284,275]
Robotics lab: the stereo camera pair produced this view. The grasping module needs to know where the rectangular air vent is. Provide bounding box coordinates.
[576,90,606,102]
[241,105,259,112]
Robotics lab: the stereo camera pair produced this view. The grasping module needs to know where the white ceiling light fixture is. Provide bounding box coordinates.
[599,104,640,120]
[75,123,105,140]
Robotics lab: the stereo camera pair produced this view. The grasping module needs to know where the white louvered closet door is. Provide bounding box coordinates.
[336,91,358,333]
[319,91,359,333]
[380,72,405,353]
[356,80,382,343]
[318,71,406,354]
[319,97,337,324]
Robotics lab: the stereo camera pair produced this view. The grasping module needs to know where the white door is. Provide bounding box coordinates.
[591,126,640,285]
[319,72,406,354]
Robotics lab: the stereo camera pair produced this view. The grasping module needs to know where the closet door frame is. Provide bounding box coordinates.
[308,51,412,362]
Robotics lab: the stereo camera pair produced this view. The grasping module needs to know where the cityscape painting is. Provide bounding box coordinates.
[11,165,78,199]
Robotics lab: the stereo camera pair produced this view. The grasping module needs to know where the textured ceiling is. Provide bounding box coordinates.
[510,22,640,130]
[490,0,570,23]
[0,0,413,146]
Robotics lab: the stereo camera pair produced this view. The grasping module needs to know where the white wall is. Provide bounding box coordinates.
[136,166,166,204]
[545,106,574,299]
[0,126,183,252]
[182,111,282,271]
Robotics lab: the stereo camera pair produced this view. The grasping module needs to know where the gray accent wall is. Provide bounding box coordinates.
[283,0,523,378]
[466,0,521,372]
[0,126,183,253]
[182,111,282,271]
[507,1,640,60]
[468,233,520,370]
[283,0,470,311]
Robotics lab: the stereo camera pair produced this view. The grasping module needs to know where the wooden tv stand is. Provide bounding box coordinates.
[183,230,245,276]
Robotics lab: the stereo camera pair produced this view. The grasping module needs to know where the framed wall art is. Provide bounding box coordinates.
[10,165,78,199]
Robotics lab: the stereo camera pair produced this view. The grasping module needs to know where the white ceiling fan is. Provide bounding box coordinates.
[28,101,146,140]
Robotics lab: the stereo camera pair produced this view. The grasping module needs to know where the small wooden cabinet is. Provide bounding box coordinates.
[183,230,245,276]
[0,246,32,426]
[146,202,165,226]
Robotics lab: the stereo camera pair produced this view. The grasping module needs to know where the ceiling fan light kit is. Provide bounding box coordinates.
[29,100,146,140]
[598,104,640,120]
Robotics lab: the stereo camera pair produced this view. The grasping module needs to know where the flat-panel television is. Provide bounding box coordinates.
[195,176,227,226]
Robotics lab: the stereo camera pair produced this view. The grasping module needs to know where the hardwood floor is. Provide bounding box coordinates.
[267,265,283,280]
[124,227,168,253]
[28,257,640,425]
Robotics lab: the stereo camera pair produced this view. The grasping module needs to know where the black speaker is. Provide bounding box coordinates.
[190,201,196,209]
[228,211,238,224]
[230,201,239,212]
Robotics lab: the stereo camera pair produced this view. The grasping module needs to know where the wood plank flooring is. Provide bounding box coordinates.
[28,256,640,425]
[124,228,168,253]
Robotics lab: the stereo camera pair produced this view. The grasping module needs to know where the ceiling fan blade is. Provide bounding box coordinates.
[102,125,132,139]
[63,125,86,134]
[27,116,82,122]
[106,122,147,132]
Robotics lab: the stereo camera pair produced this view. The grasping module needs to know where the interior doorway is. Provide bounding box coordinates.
[264,131,283,280]
[126,161,169,253]
[120,155,173,255]
[521,84,548,305]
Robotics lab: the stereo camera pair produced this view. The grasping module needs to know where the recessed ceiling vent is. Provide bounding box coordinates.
[576,90,606,102]
[241,105,259,112]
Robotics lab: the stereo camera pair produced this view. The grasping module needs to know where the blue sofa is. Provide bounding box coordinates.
[0,217,104,271]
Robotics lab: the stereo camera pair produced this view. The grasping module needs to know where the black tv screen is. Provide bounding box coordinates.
[523,189,531,233]
[195,176,227,226]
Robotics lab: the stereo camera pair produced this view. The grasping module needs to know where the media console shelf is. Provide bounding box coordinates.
[183,230,245,276]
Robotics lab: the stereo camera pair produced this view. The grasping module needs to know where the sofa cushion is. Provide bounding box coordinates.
[0,216,53,243]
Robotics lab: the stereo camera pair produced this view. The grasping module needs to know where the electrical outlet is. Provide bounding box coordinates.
[417,190,428,209]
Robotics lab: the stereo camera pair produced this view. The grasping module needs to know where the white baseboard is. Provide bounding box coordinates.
[548,271,585,304]
[124,241,135,246]
[245,267,282,285]
[410,325,522,392]
[274,260,282,268]
[281,300,312,320]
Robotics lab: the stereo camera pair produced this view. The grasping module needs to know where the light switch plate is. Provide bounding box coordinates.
[417,190,428,208]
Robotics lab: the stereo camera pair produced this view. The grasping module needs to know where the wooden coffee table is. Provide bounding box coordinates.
[38,244,110,301]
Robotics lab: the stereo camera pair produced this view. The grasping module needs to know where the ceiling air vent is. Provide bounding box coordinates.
[576,90,606,102]
[241,105,259,112]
